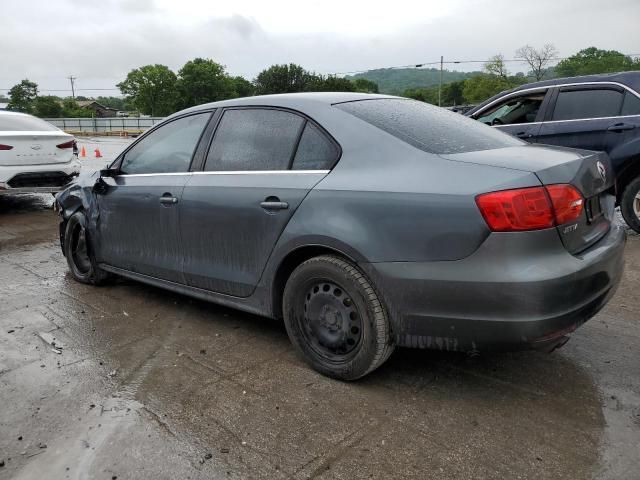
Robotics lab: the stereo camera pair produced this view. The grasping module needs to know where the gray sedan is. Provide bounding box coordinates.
[55,93,626,380]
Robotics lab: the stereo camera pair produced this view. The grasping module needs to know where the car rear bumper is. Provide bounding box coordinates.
[0,159,81,194]
[360,221,626,352]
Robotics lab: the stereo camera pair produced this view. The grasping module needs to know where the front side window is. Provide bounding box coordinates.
[552,89,623,121]
[476,92,547,126]
[205,109,304,171]
[120,113,210,174]
[292,122,339,170]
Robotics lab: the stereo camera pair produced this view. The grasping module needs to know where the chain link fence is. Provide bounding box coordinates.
[44,117,165,135]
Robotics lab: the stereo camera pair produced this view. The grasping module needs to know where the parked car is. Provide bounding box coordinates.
[56,93,625,380]
[0,111,80,194]
[466,71,640,232]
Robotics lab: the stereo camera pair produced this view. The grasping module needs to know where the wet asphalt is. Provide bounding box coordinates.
[0,138,639,479]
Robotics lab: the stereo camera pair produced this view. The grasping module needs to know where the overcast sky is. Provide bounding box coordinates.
[1,0,639,97]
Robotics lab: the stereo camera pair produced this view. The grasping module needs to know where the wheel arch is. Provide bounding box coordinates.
[270,244,360,320]
[616,155,640,202]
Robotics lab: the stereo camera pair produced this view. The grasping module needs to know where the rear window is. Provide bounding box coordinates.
[552,89,623,121]
[0,114,59,132]
[335,98,523,154]
[621,92,640,116]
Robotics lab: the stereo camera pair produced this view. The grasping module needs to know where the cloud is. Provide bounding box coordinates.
[1,0,638,96]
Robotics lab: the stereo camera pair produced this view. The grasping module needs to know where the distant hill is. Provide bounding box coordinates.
[348,68,482,94]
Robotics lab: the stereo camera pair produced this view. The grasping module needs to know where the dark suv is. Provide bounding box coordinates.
[466,72,640,232]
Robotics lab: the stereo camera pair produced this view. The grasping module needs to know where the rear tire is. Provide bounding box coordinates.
[63,211,110,285]
[283,255,394,380]
[620,176,640,233]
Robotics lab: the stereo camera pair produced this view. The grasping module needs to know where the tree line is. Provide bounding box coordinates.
[4,60,378,118]
[404,46,640,105]
[4,46,639,117]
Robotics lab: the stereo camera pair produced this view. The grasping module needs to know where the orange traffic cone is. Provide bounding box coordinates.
[80,146,86,157]
[95,148,102,158]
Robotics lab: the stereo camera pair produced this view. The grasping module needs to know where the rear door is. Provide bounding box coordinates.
[180,107,339,297]
[95,112,211,282]
[536,85,626,152]
[471,88,551,142]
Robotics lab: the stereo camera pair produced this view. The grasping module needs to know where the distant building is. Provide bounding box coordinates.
[76,100,118,118]
[0,102,8,110]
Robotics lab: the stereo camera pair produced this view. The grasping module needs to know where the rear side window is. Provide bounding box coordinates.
[552,89,623,121]
[621,92,640,116]
[335,99,522,155]
[0,114,59,131]
[120,113,210,174]
[292,122,339,170]
[205,109,304,171]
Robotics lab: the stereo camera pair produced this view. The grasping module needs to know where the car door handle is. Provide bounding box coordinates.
[260,200,289,211]
[515,132,533,138]
[607,123,636,132]
[159,195,178,205]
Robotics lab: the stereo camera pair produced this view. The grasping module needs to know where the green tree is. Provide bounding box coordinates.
[33,95,63,117]
[403,86,439,104]
[7,79,38,113]
[555,47,640,77]
[484,54,509,79]
[61,98,93,118]
[117,64,177,116]
[403,80,466,106]
[231,76,255,97]
[175,58,236,109]
[96,96,130,111]
[462,75,514,103]
[254,64,317,94]
[310,75,355,92]
[353,78,379,93]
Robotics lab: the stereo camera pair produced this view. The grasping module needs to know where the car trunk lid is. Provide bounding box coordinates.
[0,131,74,166]
[442,144,615,254]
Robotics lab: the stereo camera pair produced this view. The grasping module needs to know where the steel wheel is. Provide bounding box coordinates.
[301,280,363,360]
[634,191,640,219]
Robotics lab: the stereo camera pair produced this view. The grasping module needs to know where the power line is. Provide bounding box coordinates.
[2,52,639,93]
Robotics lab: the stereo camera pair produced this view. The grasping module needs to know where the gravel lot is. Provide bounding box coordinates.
[0,140,638,479]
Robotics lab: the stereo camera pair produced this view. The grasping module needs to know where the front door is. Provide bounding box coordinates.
[95,112,211,282]
[180,108,338,297]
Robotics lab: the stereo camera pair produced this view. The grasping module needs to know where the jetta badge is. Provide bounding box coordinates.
[596,161,606,182]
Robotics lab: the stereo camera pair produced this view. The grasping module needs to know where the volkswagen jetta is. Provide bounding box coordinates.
[55,93,626,380]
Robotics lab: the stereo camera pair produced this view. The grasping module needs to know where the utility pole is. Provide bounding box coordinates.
[68,76,77,100]
[438,56,443,107]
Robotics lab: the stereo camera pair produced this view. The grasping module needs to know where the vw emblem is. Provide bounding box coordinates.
[596,161,606,182]
[30,144,42,151]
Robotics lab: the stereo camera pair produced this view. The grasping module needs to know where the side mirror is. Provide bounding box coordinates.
[100,168,118,178]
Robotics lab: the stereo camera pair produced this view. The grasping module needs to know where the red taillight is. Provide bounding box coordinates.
[56,140,75,149]
[476,187,555,231]
[0,144,13,150]
[476,184,584,232]
[546,184,584,224]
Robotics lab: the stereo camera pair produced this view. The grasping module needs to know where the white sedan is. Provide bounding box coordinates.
[0,111,81,194]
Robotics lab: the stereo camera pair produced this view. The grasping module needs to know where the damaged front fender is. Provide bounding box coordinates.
[55,171,103,256]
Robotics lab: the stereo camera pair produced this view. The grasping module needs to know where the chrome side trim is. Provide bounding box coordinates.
[192,170,330,175]
[474,81,640,118]
[492,113,640,129]
[117,170,330,178]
